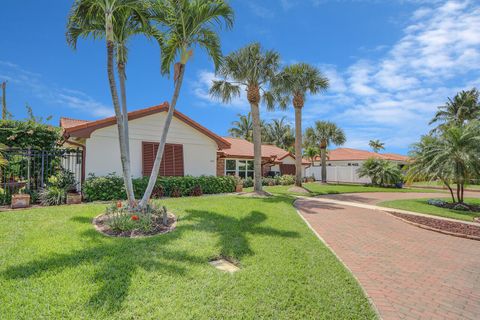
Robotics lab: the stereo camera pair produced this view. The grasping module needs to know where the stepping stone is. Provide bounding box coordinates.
[209,259,240,273]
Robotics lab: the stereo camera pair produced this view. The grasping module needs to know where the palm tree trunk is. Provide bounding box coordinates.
[294,106,302,187]
[320,142,327,183]
[106,40,135,205]
[118,62,130,158]
[250,101,263,193]
[139,64,186,208]
[442,179,456,203]
[456,183,461,204]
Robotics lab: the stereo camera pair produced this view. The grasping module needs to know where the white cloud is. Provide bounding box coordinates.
[0,60,113,118]
[303,0,480,152]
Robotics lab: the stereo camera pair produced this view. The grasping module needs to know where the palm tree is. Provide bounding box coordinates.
[305,121,346,183]
[273,63,329,187]
[210,43,280,194]
[369,139,385,153]
[139,0,234,207]
[229,113,253,141]
[430,88,480,132]
[265,117,295,151]
[303,146,319,165]
[408,122,480,203]
[67,0,149,206]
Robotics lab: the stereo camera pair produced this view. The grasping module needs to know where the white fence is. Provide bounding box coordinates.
[305,166,371,184]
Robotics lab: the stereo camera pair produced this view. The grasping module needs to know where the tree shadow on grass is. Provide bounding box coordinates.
[1,208,299,313]
[183,210,299,260]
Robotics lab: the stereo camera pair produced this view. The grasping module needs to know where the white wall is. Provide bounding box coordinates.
[305,166,371,184]
[85,112,218,178]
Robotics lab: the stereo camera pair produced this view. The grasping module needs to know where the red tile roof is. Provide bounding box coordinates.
[59,117,90,128]
[311,148,408,162]
[220,137,309,164]
[60,103,230,149]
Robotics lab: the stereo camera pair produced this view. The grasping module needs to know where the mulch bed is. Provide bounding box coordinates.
[93,213,177,238]
[389,211,480,240]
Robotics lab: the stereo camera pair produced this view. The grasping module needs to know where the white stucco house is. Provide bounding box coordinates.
[61,103,305,181]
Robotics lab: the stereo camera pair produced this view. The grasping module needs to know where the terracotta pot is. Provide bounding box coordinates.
[66,192,82,205]
[235,184,243,192]
[11,194,30,209]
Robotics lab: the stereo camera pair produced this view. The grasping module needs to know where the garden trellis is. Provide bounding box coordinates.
[0,148,83,204]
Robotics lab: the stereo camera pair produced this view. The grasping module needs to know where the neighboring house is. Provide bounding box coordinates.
[61,104,304,181]
[305,147,409,183]
[217,137,310,178]
[61,103,230,180]
[309,148,409,167]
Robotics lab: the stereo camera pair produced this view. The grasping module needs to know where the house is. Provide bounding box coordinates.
[61,103,304,181]
[305,147,409,183]
[309,148,409,167]
[217,137,310,178]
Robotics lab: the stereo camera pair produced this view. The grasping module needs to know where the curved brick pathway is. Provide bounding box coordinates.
[295,192,480,320]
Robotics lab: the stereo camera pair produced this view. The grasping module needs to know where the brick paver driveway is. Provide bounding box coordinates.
[295,192,480,320]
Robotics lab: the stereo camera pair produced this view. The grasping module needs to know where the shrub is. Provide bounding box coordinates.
[262,177,276,186]
[83,174,236,201]
[242,177,254,188]
[358,158,403,187]
[39,186,66,206]
[278,175,295,186]
[0,120,61,149]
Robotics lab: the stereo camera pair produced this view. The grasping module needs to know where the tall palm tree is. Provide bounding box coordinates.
[139,0,234,207]
[67,0,149,206]
[264,117,295,151]
[430,88,480,132]
[408,122,480,203]
[229,113,253,141]
[273,63,329,187]
[369,139,385,153]
[305,121,346,183]
[210,43,280,194]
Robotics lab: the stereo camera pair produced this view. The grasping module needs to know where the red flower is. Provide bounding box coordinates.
[116,201,122,208]
[131,215,139,221]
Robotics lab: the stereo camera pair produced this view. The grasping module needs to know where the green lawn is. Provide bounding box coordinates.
[245,182,439,197]
[0,195,376,319]
[379,198,480,222]
[411,181,480,190]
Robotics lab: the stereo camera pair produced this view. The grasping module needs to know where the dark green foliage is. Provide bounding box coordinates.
[39,169,78,206]
[358,158,403,187]
[82,174,236,201]
[0,120,60,149]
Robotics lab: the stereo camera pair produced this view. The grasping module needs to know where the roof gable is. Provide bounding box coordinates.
[61,103,230,149]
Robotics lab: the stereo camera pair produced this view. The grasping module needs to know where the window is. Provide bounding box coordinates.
[225,159,254,177]
[225,160,236,176]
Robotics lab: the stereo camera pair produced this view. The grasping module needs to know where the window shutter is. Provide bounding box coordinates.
[142,142,184,177]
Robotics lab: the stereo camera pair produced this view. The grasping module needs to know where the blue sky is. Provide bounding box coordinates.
[1,0,479,154]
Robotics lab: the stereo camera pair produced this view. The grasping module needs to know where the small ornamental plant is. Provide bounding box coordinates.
[102,201,174,236]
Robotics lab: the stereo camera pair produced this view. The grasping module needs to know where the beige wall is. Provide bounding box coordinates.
[85,112,218,178]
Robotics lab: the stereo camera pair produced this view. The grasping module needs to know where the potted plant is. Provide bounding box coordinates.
[11,187,30,209]
[66,189,82,204]
[234,176,243,192]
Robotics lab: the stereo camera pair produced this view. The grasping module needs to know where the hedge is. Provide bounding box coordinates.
[0,120,61,149]
[82,174,236,202]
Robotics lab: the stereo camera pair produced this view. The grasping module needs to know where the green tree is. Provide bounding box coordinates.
[67,0,150,206]
[304,121,346,183]
[303,146,319,165]
[273,63,329,187]
[229,113,253,141]
[369,139,385,153]
[139,0,234,207]
[358,158,403,187]
[430,88,480,132]
[408,122,480,203]
[264,117,295,151]
[210,43,280,194]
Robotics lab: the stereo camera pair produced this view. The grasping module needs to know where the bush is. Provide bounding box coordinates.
[0,120,60,149]
[83,174,236,202]
[242,177,254,188]
[278,175,295,186]
[39,186,66,206]
[358,158,403,187]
